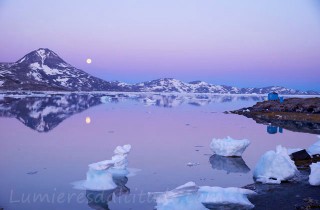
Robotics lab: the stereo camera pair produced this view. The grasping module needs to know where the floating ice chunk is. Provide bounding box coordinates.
[114,144,131,155]
[253,145,298,184]
[152,182,199,201]
[88,159,114,171]
[186,162,200,167]
[309,162,320,186]
[89,145,131,175]
[73,144,134,191]
[199,186,256,209]
[210,136,250,157]
[150,182,255,210]
[307,140,320,156]
[73,169,117,191]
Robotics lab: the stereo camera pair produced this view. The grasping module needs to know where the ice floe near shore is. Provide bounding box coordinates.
[150,182,256,210]
[253,145,298,184]
[307,140,320,156]
[210,136,250,157]
[309,162,320,186]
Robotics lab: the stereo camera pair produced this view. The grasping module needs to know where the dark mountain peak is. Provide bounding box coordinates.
[153,78,176,82]
[16,48,67,67]
[189,80,202,84]
[188,80,209,85]
[161,77,175,80]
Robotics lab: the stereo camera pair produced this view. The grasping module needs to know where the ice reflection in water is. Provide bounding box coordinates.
[209,155,250,174]
[86,176,130,210]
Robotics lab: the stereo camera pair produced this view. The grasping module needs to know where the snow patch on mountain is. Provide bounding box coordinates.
[0,48,319,94]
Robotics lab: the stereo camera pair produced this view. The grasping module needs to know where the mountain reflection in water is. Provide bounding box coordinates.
[0,93,264,133]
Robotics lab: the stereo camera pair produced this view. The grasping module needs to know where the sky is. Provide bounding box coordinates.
[0,0,320,91]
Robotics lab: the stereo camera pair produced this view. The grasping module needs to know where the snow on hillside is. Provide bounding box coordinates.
[0,48,319,95]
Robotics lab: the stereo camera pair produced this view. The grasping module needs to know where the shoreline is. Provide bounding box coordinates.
[0,90,319,98]
[231,97,320,134]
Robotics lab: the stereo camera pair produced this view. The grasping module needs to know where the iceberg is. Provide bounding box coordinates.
[307,140,320,156]
[89,144,131,175]
[253,145,298,184]
[73,169,117,191]
[199,186,256,209]
[210,136,250,157]
[73,145,134,191]
[309,162,320,186]
[150,182,256,210]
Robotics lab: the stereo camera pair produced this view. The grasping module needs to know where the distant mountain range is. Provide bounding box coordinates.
[0,48,319,95]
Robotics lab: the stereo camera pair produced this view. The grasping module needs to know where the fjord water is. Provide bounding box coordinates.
[0,93,317,210]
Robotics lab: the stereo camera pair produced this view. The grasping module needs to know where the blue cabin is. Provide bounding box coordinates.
[267,125,278,134]
[279,97,284,103]
[268,92,279,101]
[279,127,283,133]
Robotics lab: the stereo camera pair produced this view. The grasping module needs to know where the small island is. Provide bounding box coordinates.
[231,96,320,134]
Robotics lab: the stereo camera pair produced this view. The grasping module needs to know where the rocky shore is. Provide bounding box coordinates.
[244,172,320,210]
[243,144,320,210]
[231,98,320,134]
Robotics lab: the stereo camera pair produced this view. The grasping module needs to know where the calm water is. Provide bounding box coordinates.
[0,93,318,210]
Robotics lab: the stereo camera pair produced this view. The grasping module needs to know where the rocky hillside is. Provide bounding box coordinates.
[0,48,128,91]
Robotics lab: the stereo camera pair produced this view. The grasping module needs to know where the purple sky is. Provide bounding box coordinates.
[0,0,320,90]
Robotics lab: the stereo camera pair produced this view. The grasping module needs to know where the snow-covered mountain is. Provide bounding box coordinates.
[130,78,319,95]
[0,48,127,91]
[0,48,319,95]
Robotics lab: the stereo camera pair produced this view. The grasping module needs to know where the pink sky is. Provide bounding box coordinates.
[0,0,320,90]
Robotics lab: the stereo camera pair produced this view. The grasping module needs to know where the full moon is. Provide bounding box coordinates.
[86,58,92,64]
[85,117,91,124]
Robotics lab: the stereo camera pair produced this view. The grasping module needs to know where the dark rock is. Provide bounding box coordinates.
[243,170,320,210]
[291,150,312,161]
[295,197,320,210]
